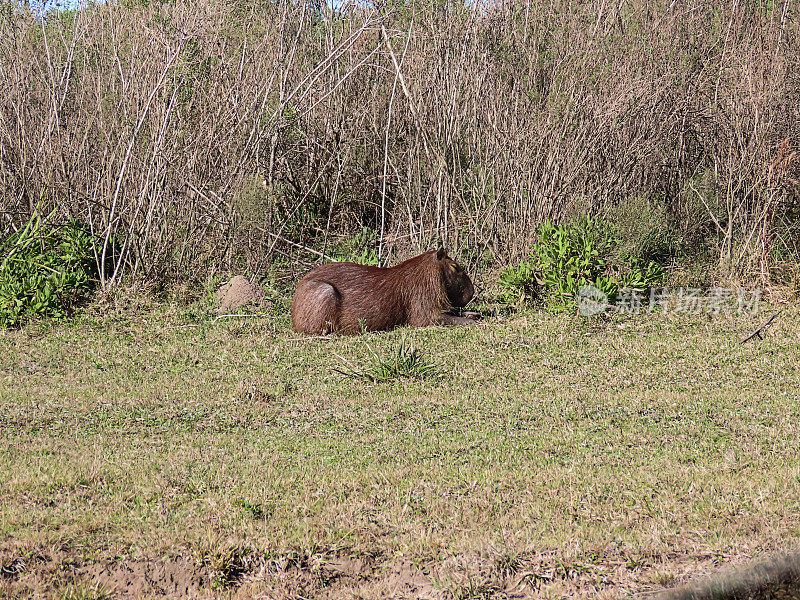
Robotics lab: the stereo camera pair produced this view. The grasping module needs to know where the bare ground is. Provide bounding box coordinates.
[4,543,796,599]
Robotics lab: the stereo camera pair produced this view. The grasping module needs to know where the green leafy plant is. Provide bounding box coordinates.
[499,216,664,312]
[332,227,379,265]
[534,216,618,309]
[334,338,438,382]
[498,260,538,305]
[0,212,98,327]
[617,259,665,291]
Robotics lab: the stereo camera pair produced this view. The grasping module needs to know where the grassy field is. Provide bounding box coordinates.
[1,298,799,599]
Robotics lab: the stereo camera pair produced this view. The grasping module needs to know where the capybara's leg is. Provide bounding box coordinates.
[291,281,341,334]
[436,313,481,327]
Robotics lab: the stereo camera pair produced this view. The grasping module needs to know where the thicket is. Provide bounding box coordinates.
[1,0,798,294]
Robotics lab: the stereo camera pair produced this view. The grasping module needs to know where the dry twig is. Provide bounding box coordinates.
[740,310,784,344]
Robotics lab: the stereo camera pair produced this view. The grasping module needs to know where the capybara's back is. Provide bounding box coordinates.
[290,249,475,335]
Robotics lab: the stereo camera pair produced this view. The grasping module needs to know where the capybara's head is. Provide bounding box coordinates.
[436,248,474,307]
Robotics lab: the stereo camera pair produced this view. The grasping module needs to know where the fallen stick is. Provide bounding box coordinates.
[740,309,784,344]
[214,313,277,321]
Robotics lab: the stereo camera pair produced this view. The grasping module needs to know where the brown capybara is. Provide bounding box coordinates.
[291,249,477,335]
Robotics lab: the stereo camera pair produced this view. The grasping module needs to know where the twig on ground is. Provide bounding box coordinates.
[740,310,783,344]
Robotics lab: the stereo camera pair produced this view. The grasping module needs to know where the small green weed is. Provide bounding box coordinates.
[234,499,268,519]
[199,545,253,589]
[56,583,112,600]
[334,337,439,382]
[0,211,98,327]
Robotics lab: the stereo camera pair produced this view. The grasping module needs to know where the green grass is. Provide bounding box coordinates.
[334,336,439,382]
[1,303,799,598]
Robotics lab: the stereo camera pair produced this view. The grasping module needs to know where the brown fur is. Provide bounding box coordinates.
[291,249,475,335]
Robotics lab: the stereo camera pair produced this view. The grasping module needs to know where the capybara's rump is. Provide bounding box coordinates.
[290,279,341,335]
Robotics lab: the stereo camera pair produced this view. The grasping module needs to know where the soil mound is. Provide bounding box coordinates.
[214,276,265,313]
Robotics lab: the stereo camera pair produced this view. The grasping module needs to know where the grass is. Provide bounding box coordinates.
[0,300,799,598]
[334,337,439,382]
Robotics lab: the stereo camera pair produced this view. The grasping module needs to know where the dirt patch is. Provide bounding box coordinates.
[1,545,79,598]
[214,276,265,314]
[2,544,799,599]
[0,546,540,599]
[84,558,209,598]
[0,546,207,599]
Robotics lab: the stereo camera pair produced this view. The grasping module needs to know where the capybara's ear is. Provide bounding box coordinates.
[436,248,447,261]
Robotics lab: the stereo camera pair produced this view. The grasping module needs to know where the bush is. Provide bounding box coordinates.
[0,212,98,327]
[3,2,797,282]
[499,216,665,312]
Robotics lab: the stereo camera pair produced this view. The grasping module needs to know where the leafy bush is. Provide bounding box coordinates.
[499,215,665,312]
[0,212,98,327]
[534,217,620,308]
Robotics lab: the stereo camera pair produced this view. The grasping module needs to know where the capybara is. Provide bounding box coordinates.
[291,249,477,335]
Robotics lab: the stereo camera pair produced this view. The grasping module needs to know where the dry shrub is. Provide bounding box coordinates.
[0,0,798,288]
